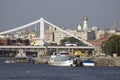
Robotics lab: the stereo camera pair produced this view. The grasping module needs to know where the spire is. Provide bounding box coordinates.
[113,20,116,31]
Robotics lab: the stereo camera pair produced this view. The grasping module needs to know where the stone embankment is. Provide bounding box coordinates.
[91,57,120,67]
[1,56,119,67]
[38,55,120,67]
[38,55,50,64]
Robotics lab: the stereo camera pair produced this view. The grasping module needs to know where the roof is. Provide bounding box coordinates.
[87,40,102,46]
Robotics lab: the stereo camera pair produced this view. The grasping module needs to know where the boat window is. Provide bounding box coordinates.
[54,56,70,61]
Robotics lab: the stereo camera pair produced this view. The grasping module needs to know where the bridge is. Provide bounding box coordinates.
[0,45,94,54]
[0,18,93,46]
[0,18,95,56]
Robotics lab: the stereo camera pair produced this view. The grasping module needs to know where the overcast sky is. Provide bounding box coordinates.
[0,0,120,31]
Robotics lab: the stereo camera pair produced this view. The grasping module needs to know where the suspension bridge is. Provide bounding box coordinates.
[0,18,93,46]
[0,18,95,55]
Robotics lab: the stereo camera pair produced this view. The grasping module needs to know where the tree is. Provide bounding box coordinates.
[60,37,84,46]
[60,37,69,45]
[101,35,120,56]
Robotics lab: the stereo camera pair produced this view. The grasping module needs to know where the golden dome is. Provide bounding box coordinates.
[84,16,88,21]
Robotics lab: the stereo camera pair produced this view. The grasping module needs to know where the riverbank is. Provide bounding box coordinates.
[80,56,120,67]
[94,57,120,67]
[38,56,120,67]
[1,56,120,67]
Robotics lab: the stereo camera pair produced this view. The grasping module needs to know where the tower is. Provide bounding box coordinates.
[40,18,44,46]
[113,20,116,31]
[83,16,88,31]
[77,23,82,32]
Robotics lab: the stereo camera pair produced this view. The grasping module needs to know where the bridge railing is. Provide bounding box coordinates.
[0,46,94,49]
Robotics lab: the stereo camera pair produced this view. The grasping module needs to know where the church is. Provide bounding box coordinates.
[44,16,97,45]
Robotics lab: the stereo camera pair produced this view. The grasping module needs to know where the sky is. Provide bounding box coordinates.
[0,0,120,32]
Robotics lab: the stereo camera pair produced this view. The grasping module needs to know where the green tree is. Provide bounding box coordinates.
[60,37,83,46]
[60,37,69,45]
[101,35,120,56]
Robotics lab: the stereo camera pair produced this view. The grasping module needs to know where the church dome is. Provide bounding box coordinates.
[78,23,82,31]
[84,16,88,21]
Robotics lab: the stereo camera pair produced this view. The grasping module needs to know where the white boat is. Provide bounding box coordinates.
[5,60,15,63]
[15,49,27,59]
[48,52,75,66]
[82,59,95,66]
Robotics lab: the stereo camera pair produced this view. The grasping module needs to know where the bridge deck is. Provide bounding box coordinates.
[0,46,94,49]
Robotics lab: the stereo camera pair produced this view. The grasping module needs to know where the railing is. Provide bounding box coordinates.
[0,46,94,49]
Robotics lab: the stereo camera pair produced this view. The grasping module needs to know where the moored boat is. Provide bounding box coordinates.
[83,59,95,66]
[48,51,76,66]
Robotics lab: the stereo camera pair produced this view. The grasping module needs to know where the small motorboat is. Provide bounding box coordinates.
[82,59,95,66]
[48,51,76,67]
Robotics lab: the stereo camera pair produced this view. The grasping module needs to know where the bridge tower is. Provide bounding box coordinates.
[40,18,44,46]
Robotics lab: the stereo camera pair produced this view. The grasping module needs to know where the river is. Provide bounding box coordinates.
[0,63,120,80]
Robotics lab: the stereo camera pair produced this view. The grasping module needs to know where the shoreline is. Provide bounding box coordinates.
[1,56,120,67]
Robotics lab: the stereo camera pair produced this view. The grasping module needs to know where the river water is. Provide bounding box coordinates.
[0,63,120,80]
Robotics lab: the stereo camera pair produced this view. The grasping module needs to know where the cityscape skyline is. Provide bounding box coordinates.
[0,0,120,32]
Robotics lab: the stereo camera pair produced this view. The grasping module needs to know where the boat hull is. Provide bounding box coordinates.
[83,63,95,66]
[48,60,75,67]
[83,60,95,66]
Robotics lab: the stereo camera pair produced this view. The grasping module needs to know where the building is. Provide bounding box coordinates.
[44,16,93,45]
[1,16,119,47]
[0,39,8,45]
[83,16,88,31]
